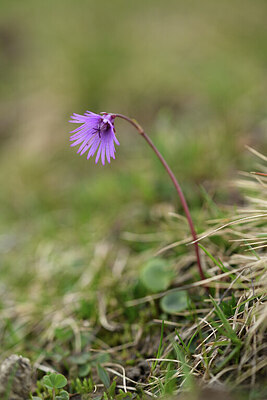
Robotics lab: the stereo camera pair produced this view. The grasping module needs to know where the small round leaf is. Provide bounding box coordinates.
[43,373,67,389]
[56,390,69,400]
[140,258,174,292]
[160,290,188,314]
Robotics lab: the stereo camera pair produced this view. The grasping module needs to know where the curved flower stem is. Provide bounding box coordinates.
[114,113,205,282]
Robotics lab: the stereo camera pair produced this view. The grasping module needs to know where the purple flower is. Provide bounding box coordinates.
[69,111,119,165]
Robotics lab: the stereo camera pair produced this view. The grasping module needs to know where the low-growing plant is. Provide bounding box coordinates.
[32,373,69,400]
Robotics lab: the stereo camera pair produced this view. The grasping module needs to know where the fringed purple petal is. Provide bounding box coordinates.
[78,136,95,154]
[105,141,110,163]
[95,142,103,164]
[70,124,95,137]
[101,141,106,165]
[109,139,115,159]
[70,133,91,147]
[70,126,96,141]
[87,137,100,159]
[113,133,120,146]
[79,143,90,155]
[69,111,119,164]
[84,111,100,118]
[69,113,101,124]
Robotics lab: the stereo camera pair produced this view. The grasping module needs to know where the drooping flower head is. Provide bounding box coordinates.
[69,111,119,165]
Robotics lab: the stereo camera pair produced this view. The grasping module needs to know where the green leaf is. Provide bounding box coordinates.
[175,329,190,355]
[96,364,110,388]
[210,296,241,345]
[94,352,110,364]
[107,378,117,397]
[160,290,188,314]
[172,341,192,389]
[69,352,91,365]
[78,363,91,377]
[140,258,174,292]
[152,320,164,371]
[163,365,177,394]
[43,373,67,389]
[56,390,69,400]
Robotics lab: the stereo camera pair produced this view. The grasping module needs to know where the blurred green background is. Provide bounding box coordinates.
[0,0,266,314]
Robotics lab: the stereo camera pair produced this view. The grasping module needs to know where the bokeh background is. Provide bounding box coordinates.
[0,0,267,350]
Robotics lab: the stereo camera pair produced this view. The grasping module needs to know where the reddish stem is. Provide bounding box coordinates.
[251,172,267,177]
[114,113,205,281]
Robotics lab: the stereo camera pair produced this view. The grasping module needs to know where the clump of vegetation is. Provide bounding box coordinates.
[1,145,265,399]
[33,373,68,399]
[41,148,266,398]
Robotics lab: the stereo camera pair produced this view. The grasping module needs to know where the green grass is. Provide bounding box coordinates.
[0,141,266,400]
[0,0,267,399]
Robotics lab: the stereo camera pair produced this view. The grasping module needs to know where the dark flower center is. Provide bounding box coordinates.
[92,119,110,138]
